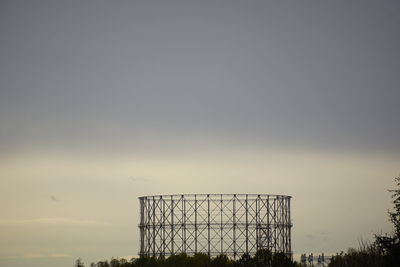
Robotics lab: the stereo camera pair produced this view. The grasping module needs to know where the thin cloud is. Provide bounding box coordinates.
[49,253,70,258]
[128,176,151,182]
[0,256,17,259]
[0,217,111,226]
[21,253,71,259]
[23,253,43,259]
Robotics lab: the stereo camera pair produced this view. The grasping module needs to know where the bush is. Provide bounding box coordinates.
[81,250,297,267]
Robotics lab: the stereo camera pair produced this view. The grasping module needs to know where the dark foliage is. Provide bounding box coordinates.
[82,250,297,267]
[374,175,400,266]
[328,176,400,267]
[328,245,384,267]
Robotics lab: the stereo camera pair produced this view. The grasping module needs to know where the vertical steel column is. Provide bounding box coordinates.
[273,197,277,253]
[194,194,198,254]
[162,196,165,257]
[256,195,260,251]
[147,197,151,255]
[267,195,270,252]
[139,197,144,256]
[284,197,288,254]
[207,194,210,257]
[245,194,249,255]
[288,197,292,259]
[220,194,223,254]
[182,195,186,252]
[152,196,156,256]
[233,194,237,260]
[171,196,174,255]
[282,196,285,251]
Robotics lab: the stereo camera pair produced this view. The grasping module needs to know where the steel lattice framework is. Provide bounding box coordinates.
[139,194,292,259]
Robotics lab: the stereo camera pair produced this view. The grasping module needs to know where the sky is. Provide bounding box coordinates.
[0,0,400,266]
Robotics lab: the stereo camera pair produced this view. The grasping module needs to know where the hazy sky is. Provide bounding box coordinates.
[1,0,400,266]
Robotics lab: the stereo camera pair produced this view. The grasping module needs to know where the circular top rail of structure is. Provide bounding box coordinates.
[138,193,292,199]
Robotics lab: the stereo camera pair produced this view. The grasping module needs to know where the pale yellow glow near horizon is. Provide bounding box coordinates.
[0,147,397,261]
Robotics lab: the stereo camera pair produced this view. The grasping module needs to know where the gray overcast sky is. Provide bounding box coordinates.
[0,0,400,266]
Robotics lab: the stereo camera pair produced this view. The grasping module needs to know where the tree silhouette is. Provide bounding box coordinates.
[75,258,85,267]
[375,175,400,266]
[79,250,297,267]
[329,175,400,267]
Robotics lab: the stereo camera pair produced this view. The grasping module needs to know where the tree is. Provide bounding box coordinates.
[75,258,85,267]
[110,258,120,267]
[236,253,252,267]
[389,176,400,237]
[191,253,210,267]
[96,260,110,267]
[210,254,233,267]
[260,249,274,266]
[272,252,297,267]
[375,175,400,266]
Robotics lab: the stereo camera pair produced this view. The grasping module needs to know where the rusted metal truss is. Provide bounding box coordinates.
[139,194,292,260]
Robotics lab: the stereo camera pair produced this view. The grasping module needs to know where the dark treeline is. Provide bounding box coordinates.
[75,250,298,267]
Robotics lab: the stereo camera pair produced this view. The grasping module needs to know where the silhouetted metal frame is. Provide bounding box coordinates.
[139,194,292,259]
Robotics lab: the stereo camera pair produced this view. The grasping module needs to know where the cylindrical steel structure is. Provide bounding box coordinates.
[139,194,292,259]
